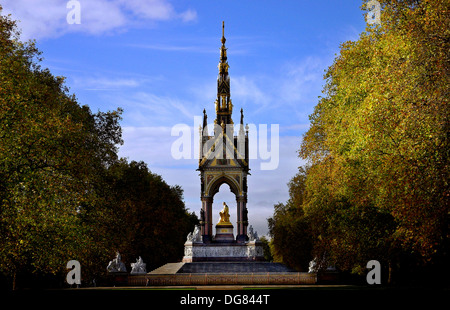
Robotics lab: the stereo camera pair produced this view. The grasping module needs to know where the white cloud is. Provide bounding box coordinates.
[0,0,197,40]
[78,0,128,35]
[117,0,174,20]
[178,9,197,22]
[74,76,141,90]
[1,0,65,40]
[120,126,184,166]
[231,76,270,110]
[279,56,326,104]
[103,91,202,127]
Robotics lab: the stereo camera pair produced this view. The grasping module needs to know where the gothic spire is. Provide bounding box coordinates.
[202,108,208,131]
[216,21,232,127]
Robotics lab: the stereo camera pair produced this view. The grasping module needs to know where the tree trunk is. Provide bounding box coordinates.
[12,270,17,291]
[387,261,393,285]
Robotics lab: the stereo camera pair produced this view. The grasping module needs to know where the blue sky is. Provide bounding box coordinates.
[1,0,368,236]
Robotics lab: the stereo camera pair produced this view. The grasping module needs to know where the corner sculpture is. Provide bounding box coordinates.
[186,225,202,243]
[107,252,127,273]
[130,256,147,274]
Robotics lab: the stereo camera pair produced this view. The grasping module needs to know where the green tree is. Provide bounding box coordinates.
[0,9,196,289]
[0,10,122,289]
[104,160,198,271]
[271,0,449,283]
[301,0,449,281]
[268,167,312,271]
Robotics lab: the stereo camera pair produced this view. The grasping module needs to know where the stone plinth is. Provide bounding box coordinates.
[182,241,264,262]
[215,223,234,243]
[106,272,128,286]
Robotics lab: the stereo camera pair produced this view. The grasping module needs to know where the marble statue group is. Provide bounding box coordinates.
[106,252,147,274]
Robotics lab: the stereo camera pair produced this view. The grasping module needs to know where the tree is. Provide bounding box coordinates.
[104,160,198,271]
[268,167,313,271]
[0,9,197,289]
[0,9,120,289]
[303,0,448,281]
[271,0,449,283]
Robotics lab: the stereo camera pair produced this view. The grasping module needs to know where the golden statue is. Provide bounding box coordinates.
[218,202,231,224]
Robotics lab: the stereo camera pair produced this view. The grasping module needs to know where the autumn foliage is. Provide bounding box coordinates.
[269,0,449,283]
[0,9,197,289]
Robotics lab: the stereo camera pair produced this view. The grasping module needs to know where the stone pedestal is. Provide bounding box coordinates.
[182,241,264,262]
[107,272,128,286]
[215,223,234,243]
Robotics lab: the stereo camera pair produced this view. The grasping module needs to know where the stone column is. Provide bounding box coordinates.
[236,198,241,237]
[236,196,247,243]
[201,196,213,243]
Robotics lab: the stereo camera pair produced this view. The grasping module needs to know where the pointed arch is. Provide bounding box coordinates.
[206,174,240,198]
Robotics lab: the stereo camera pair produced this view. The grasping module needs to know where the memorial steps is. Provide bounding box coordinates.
[177,262,296,274]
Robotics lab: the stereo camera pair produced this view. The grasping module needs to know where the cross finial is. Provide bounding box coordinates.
[221,21,226,44]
